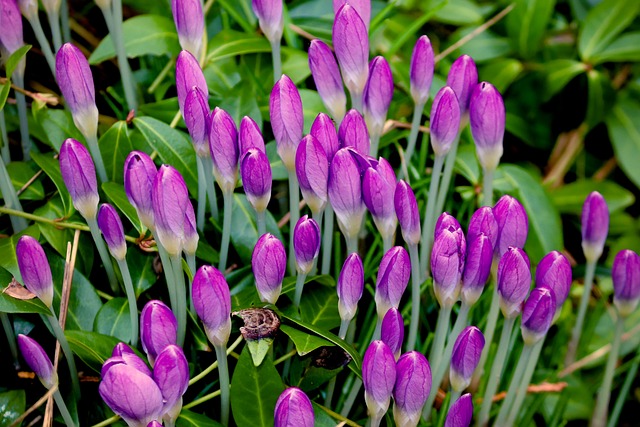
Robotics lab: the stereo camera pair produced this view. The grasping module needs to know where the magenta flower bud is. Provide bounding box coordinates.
[308,40,347,122]
[363,157,397,241]
[497,247,531,318]
[252,0,283,43]
[337,253,364,322]
[59,138,99,219]
[435,213,464,245]
[446,55,478,116]
[430,86,461,157]
[363,56,394,137]
[252,233,287,304]
[152,165,189,256]
[535,251,571,311]
[469,82,505,170]
[16,236,54,307]
[409,35,435,106]
[124,151,157,230]
[107,343,152,378]
[432,227,466,308]
[274,387,314,427]
[328,148,366,241]
[295,135,329,214]
[333,0,370,29]
[183,201,198,256]
[362,340,396,421]
[0,0,23,56]
[55,43,99,137]
[293,215,321,274]
[148,422,162,427]
[270,75,304,171]
[612,249,640,317]
[192,265,231,347]
[338,109,370,156]
[239,116,266,154]
[97,204,127,261]
[209,107,239,193]
[467,206,498,250]
[394,180,421,246]
[521,287,556,345]
[175,50,208,117]
[310,113,340,162]
[375,246,411,318]
[493,195,528,257]
[153,345,189,423]
[450,326,485,392]
[460,233,492,307]
[18,335,57,389]
[381,307,404,360]
[581,191,609,262]
[140,301,177,366]
[183,86,210,158]
[392,351,431,427]
[240,148,272,213]
[171,0,205,60]
[445,393,473,427]
[333,3,369,104]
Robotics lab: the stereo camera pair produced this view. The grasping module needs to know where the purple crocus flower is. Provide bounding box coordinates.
[430,86,461,157]
[0,0,23,56]
[293,215,321,274]
[469,82,505,171]
[153,344,189,424]
[497,247,531,318]
[375,246,411,318]
[432,226,466,308]
[460,233,492,306]
[108,343,152,378]
[183,86,210,158]
[192,265,232,347]
[239,116,266,154]
[295,135,329,214]
[333,0,370,29]
[124,151,157,230]
[338,109,370,156]
[581,191,609,263]
[308,40,346,123]
[444,393,473,427]
[252,0,284,44]
[435,212,462,236]
[240,148,272,213]
[270,74,304,171]
[171,0,205,60]
[381,307,404,360]
[175,50,208,117]
[16,236,54,307]
[521,287,556,345]
[17,335,57,389]
[612,249,640,317]
[209,107,239,194]
[395,180,421,247]
[140,300,178,366]
[493,195,528,257]
[337,253,365,322]
[274,387,314,427]
[310,113,340,162]
[467,206,498,250]
[362,340,396,422]
[409,35,435,106]
[363,157,397,241]
[252,233,287,304]
[446,55,478,116]
[328,148,366,242]
[97,204,127,261]
[152,165,190,256]
[363,56,394,138]
[392,351,431,427]
[450,326,485,392]
[59,138,99,219]
[535,251,571,312]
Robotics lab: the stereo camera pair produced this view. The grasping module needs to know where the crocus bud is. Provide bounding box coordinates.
[497,247,531,318]
[450,326,485,392]
[140,300,177,366]
[363,56,394,138]
[270,75,304,171]
[333,4,369,104]
[435,212,462,236]
[521,287,556,345]
[381,307,404,360]
[612,249,640,317]
[375,246,411,318]
[192,265,232,347]
[362,340,396,422]
[328,148,366,241]
[175,50,208,116]
[409,35,434,106]
[535,251,571,311]
[363,157,397,241]
[392,351,431,427]
[444,393,473,427]
[17,335,57,389]
[0,0,23,56]
[337,253,364,322]
[252,233,287,304]
[293,215,321,275]
[308,40,346,122]
[469,82,505,171]
[338,109,370,156]
[183,86,210,157]
[59,138,99,219]
[310,113,340,162]
[430,86,461,157]
[153,345,189,424]
[171,0,205,61]
[152,165,189,256]
[432,227,466,308]
[240,148,272,213]
[108,343,152,377]
[16,236,54,307]
[239,116,266,154]
[460,233,492,306]
[209,107,239,193]
[148,422,162,427]
[581,191,609,263]
[394,180,421,246]
[98,204,127,261]
[467,206,498,249]
[446,55,478,116]
[183,202,198,256]
[274,387,314,427]
[55,43,99,137]
[252,0,284,44]
[295,135,329,214]
[124,151,157,230]
[333,0,370,29]
[493,195,528,257]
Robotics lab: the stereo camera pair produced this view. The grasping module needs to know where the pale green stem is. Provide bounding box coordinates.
[495,343,534,426]
[428,304,452,372]
[403,102,426,173]
[293,272,307,310]
[288,171,300,274]
[370,132,381,159]
[448,390,462,412]
[406,243,421,351]
[338,318,351,341]
[0,156,28,232]
[592,315,625,427]
[219,190,233,272]
[351,91,363,114]
[53,389,77,426]
[310,209,324,275]
[59,0,70,41]
[46,309,80,399]
[321,205,335,275]
[47,10,63,51]
[256,209,266,236]
[382,235,392,254]
[196,157,207,231]
[369,414,382,427]
[607,342,640,427]
[419,154,445,279]
[86,217,118,293]
[147,58,175,94]
[116,259,138,347]
[214,344,230,426]
[85,132,108,184]
[156,239,178,313]
[435,137,460,216]
[565,260,597,365]
[1,313,19,369]
[189,335,243,386]
[270,39,282,84]
[170,254,187,347]
[12,72,30,161]
[25,15,56,74]
[346,234,358,255]
[472,283,501,389]
[340,378,363,417]
[504,338,544,427]
[482,167,495,207]
[1,111,10,162]
[201,156,219,220]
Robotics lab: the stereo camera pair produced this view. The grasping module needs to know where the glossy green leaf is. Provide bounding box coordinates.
[216,0,256,34]
[31,107,84,151]
[0,82,10,112]
[31,151,74,217]
[127,248,157,297]
[99,121,133,184]
[312,402,341,427]
[102,182,144,234]
[453,143,481,185]
[177,410,224,427]
[33,197,82,265]
[0,390,25,427]
[205,30,271,63]
[65,330,124,373]
[452,29,512,63]
[299,285,341,331]
[433,0,484,25]
[246,338,275,366]
[4,161,44,200]
[5,45,31,77]
[479,58,524,93]
[542,59,587,101]
[280,324,334,356]
[0,226,40,280]
[585,69,614,129]
[0,266,50,315]
[300,89,326,134]
[93,297,132,342]
[590,32,640,64]
[215,81,262,131]
[506,0,556,59]
[550,180,634,214]
[606,96,640,188]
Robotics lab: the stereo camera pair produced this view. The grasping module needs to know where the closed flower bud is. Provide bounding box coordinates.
[107,343,152,377]
[337,253,364,322]
[171,0,205,61]
[381,307,404,360]
[394,180,421,246]
[393,351,431,427]
[240,148,272,213]
[295,135,329,214]
[17,335,57,389]
[16,236,54,307]
[183,202,198,256]
[493,195,528,257]
[252,233,287,304]
[153,345,189,423]
[363,340,396,422]
[535,251,571,311]
[612,249,640,317]
[435,213,464,248]
[450,326,485,392]
[175,50,208,117]
[430,86,461,157]
[308,40,346,123]
[209,107,239,193]
[469,82,505,171]
[310,113,339,162]
[446,55,478,116]
[432,227,466,308]
[467,206,498,249]
[252,0,283,43]
[183,87,210,158]
[363,56,394,137]
[333,0,370,29]
[581,191,609,263]
[293,215,321,274]
[0,0,23,55]
[274,387,314,427]
[409,35,435,106]
[59,138,99,219]
[375,246,411,318]
[140,300,177,366]
[363,157,397,241]
[333,4,369,104]
[497,247,531,318]
[461,233,492,306]
[239,116,266,154]
[521,287,556,345]
[328,148,366,241]
[124,151,157,230]
[192,265,231,347]
[338,109,370,156]
[148,422,162,427]
[270,75,304,171]
[444,393,473,427]
[97,204,127,261]
[152,165,189,256]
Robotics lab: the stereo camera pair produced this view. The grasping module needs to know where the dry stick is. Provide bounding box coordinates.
[9,385,58,427]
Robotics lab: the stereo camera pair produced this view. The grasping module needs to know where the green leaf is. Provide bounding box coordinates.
[451,29,513,63]
[585,70,614,129]
[0,82,11,112]
[230,347,284,427]
[4,161,44,200]
[506,0,556,59]
[433,0,484,25]
[550,180,635,214]
[89,15,180,64]
[541,59,587,101]
[578,0,640,61]
[312,402,341,427]
[299,89,326,134]
[177,410,224,427]
[230,194,283,264]
[590,32,640,64]
[0,266,50,315]
[31,151,74,217]
[31,107,84,151]
[5,45,31,77]
[606,95,640,188]
[280,324,334,356]
[65,330,123,373]
[99,121,133,184]
[299,285,341,331]
[102,182,144,234]
[205,30,271,63]
[0,226,40,280]
[0,390,26,427]
[479,58,524,94]
[127,248,157,298]
[453,143,481,185]
[282,48,311,85]
[33,197,76,259]
[246,338,275,366]
[215,0,256,34]
[93,297,132,342]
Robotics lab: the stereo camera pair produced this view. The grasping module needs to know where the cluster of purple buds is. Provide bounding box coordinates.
[270,74,304,171]
[252,233,287,304]
[447,55,478,119]
[493,195,528,257]
[392,351,431,427]
[310,113,339,162]
[209,107,239,194]
[124,151,157,231]
[295,135,329,215]
[241,148,273,214]
[16,235,54,308]
[175,50,208,122]
[192,265,232,347]
[274,387,314,427]
[375,246,411,319]
[612,249,640,317]
[535,251,572,319]
[337,253,365,323]
[450,326,485,392]
[363,340,396,424]
[328,148,367,243]
[339,109,370,156]
[381,308,404,360]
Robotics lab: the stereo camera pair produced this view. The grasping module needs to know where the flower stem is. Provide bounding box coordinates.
[12,71,31,161]
[47,10,63,51]
[346,234,358,255]
[53,388,77,426]
[325,317,352,407]
[351,91,363,114]
[382,235,392,254]
[293,272,307,310]
[428,304,452,372]
[46,309,80,399]
[403,102,426,174]
[406,243,421,351]
[0,156,27,232]
[86,217,118,293]
[565,260,596,365]
[214,344,231,426]
[85,132,108,184]
[321,205,335,275]
[256,209,266,236]
[607,342,640,427]
[270,39,282,84]
[1,313,19,369]
[116,259,138,347]
[472,282,501,390]
[25,14,56,75]
[59,0,70,42]
[435,136,460,215]
[288,171,300,275]
[196,156,207,232]
[1,110,10,163]
[201,155,219,220]
[482,166,495,207]
[495,343,534,426]
[219,190,233,272]
[170,254,187,347]
[156,238,178,313]
[189,335,243,386]
[448,390,462,412]
[504,338,544,426]
[419,154,445,279]
[370,132,381,158]
[592,315,624,427]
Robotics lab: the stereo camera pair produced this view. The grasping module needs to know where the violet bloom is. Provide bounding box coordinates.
[270,74,304,171]
[333,0,370,29]
[493,195,528,257]
[430,86,461,157]
[535,251,572,313]
[308,40,346,122]
[16,236,54,307]
[338,109,370,156]
[0,0,23,57]
[240,148,272,213]
[209,107,239,194]
[310,113,340,162]
[183,86,210,158]
[59,138,99,219]
[581,191,609,263]
[392,351,431,427]
[328,148,366,242]
[497,247,531,318]
[469,82,505,171]
[381,307,404,360]
[409,35,435,107]
[521,287,556,345]
[152,165,190,256]
[450,326,485,392]
[17,335,57,389]
[252,233,287,304]
[295,135,329,214]
[171,0,205,60]
[124,151,157,230]
[252,0,283,44]
[444,393,473,427]
[337,252,365,322]
[274,387,314,427]
[363,157,397,242]
[97,204,127,261]
[107,343,152,377]
[140,300,178,366]
[395,180,421,246]
[460,233,492,307]
[431,227,465,308]
[362,340,396,423]
[375,246,411,318]
[192,265,232,347]
[446,55,478,117]
[612,249,640,317]
[175,50,208,116]
[153,345,189,424]
[239,116,266,154]
[435,213,464,246]
[363,56,394,138]
[293,215,321,274]
[467,206,498,249]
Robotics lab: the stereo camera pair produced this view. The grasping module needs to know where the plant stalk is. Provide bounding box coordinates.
[46,309,80,399]
[201,156,219,221]
[12,71,31,161]
[270,39,282,84]
[0,156,28,232]
[170,254,187,347]
[565,260,597,365]
[256,209,266,236]
[196,156,207,232]
[435,136,460,215]
[321,205,335,275]
[419,154,445,279]
[403,101,426,173]
[504,338,544,427]
[219,190,233,272]
[288,170,300,274]
[214,344,231,426]
[293,272,307,310]
[1,313,19,369]
[47,10,63,51]
[1,110,10,163]
[86,217,118,293]
[116,258,138,347]
[85,132,108,184]
[59,0,70,41]
[25,15,56,75]
[472,282,501,390]
[592,315,625,427]
[53,388,77,426]
[482,166,495,207]
[495,343,534,426]
[406,243,421,351]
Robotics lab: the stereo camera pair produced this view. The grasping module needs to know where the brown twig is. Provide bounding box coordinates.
[543,124,587,188]
[593,157,617,182]
[387,119,430,133]
[492,382,568,402]
[0,78,59,106]
[288,24,318,43]
[16,170,44,197]
[277,199,307,228]
[9,385,58,427]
